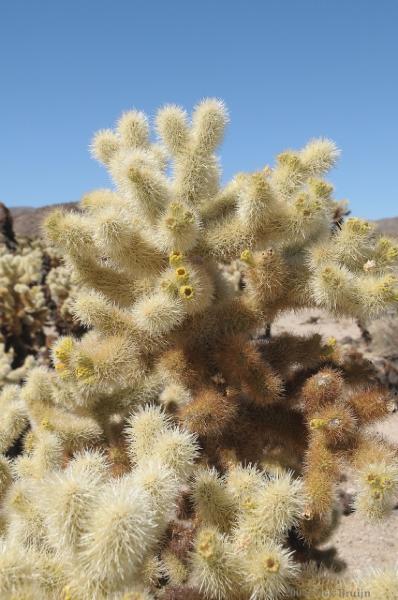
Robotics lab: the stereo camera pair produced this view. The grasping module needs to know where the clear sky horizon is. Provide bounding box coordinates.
[1,0,397,219]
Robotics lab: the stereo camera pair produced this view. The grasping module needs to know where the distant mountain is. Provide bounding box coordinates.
[374,216,398,238]
[4,202,398,240]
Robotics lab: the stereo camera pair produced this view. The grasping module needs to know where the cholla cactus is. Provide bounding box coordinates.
[0,343,36,387]
[0,242,47,361]
[0,100,397,599]
[0,230,82,373]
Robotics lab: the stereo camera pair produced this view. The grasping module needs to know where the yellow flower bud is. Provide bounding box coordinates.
[169,250,184,266]
[175,266,189,282]
[240,249,255,266]
[309,418,327,430]
[179,285,194,300]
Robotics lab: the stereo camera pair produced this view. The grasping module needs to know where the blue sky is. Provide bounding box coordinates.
[0,0,397,219]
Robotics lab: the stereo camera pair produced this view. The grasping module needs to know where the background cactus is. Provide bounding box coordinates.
[0,344,36,388]
[0,100,397,599]
[0,219,82,378]
[0,240,48,363]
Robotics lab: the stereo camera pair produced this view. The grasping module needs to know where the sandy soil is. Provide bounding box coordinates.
[273,308,363,342]
[273,309,398,574]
